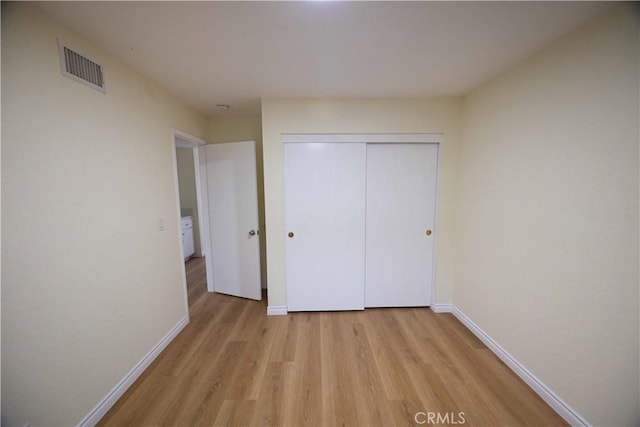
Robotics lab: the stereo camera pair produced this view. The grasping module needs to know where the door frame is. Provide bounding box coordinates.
[171,129,214,299]
[281,133,443,310]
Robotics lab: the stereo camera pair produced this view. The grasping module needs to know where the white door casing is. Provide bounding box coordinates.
[205,141,261,301]
[365,143,438,307]
[284,142,367,311]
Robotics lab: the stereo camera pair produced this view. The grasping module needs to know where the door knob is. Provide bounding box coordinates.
[426,229,432,236]
[288,232,294,238]
[249,230,256,236]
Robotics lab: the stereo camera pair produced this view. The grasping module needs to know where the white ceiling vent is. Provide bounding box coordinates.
[57,39,105,93]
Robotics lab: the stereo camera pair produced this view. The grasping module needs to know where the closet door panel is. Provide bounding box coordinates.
[284,142,366,311]
[365,144,438,307]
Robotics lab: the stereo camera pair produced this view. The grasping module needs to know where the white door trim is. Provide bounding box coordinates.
[171,129,214,296]
[282,133,442,144]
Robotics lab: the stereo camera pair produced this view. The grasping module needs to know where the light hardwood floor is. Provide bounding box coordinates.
[99,257,566,426]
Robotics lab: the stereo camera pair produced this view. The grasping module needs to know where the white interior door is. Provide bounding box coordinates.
[205,141,261,300]
[284,142,366,311]
[365,144,438,307]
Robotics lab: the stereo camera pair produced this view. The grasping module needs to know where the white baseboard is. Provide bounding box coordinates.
[449,306,589,426]
[267,305,287,316]
[77,315,190,427]
[430,303,453,313]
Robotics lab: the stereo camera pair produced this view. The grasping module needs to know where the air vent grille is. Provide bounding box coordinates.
[58,40,106,92]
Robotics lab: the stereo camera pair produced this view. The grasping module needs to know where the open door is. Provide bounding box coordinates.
[205,141,262,300]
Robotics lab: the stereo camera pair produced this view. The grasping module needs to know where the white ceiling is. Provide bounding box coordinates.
[36,1,610,117]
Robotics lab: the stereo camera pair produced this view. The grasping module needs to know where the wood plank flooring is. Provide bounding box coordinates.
[98,257,566,426]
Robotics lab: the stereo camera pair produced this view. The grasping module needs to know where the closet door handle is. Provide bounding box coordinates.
[249,229,256,236]
[288,232,295,238]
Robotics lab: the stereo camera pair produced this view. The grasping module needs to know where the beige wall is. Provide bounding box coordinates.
[1,4,208,426]
[261,98,462,308]
[457,4,639,425]
[176,147,202,255]
[209,115,267,285]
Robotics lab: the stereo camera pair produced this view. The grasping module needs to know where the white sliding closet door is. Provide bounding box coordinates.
[365,144,438,307]
[284,143,367,311]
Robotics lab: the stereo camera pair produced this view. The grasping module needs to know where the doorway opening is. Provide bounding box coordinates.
[171,130,213,314]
